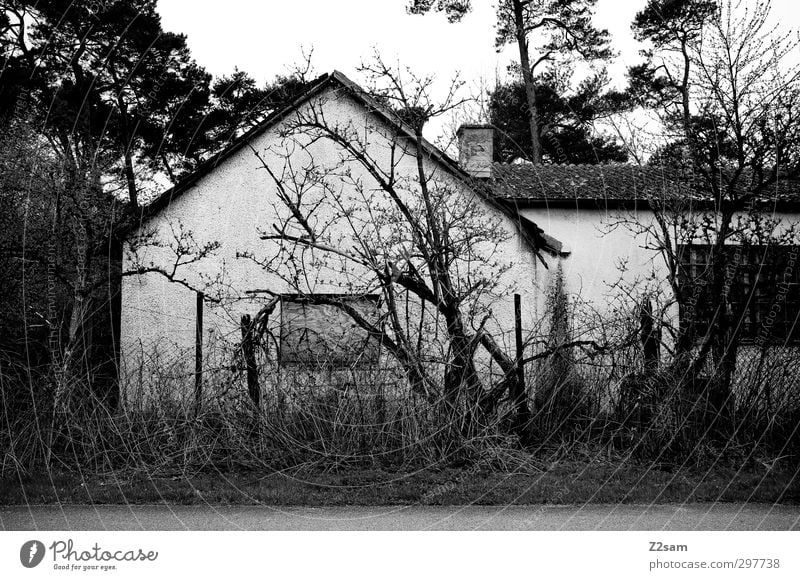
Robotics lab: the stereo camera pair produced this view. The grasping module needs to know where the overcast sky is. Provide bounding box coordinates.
[156,0,646,85]
[155,0,798,143]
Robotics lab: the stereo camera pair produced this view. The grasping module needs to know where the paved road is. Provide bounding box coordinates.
[2,503,799,530]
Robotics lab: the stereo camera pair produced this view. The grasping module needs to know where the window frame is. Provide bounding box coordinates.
[676,243,800,346]
[277,293,382,368]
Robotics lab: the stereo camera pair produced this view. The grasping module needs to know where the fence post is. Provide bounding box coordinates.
[240,314,260,406]
[195,291,204,416]
[515,294,525,388]
[512,294,532,433]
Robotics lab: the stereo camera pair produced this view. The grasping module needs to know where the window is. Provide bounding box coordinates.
[279,294,381,367]
[677,244,800,344]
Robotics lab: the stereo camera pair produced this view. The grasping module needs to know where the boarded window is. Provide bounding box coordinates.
[279,295,381,367]
[677,244,800,344]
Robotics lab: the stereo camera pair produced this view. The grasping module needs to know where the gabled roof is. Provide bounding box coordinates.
[134,70,563,256]
[143,70,474,217]
[491,162,800,208]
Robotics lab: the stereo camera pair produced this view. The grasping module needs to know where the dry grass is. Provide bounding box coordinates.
[2,348,800,507]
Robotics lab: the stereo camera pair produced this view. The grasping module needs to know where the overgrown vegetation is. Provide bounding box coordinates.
[3,325,800,504]
[2,0,800,506]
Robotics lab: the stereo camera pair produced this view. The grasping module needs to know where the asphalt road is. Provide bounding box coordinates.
[2,503,799,530]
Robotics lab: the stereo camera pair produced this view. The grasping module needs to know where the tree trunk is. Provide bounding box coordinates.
[444,333,483,436]
[512,294,532,433]
[685,238,736,435]
[512,0,542,163]
[708,311,736,435]
[161,152,177,185]
[640,299,660,372]
[115,90,139,208]
[55,180,92,413]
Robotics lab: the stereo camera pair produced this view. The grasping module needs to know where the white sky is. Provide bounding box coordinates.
[155,0,799,144]
[156,0,646,86]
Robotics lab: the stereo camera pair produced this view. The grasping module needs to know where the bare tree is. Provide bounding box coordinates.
[624,0,800,423]
[241,58,541,436]
[123,222,222,294]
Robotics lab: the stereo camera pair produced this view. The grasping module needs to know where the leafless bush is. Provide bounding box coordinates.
[5,287,800,479]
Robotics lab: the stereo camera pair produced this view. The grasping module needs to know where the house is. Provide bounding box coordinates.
[120,71,560,405]
[491,161,800,343]
[120,70,800,406]
[489,159,800,401]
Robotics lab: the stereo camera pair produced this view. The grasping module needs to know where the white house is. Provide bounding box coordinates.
[120,71,564,406]
[120,70,800,407]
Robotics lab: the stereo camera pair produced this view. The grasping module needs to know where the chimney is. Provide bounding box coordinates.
[457,124,493,179]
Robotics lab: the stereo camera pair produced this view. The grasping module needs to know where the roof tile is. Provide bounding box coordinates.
[490,162,800,203]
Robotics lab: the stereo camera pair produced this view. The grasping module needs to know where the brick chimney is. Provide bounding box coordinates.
[457,124,493,179]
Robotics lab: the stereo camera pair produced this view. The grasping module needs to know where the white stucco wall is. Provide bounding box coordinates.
[120,86,545,405]
[522,202,800,379]
[523,205,674,332]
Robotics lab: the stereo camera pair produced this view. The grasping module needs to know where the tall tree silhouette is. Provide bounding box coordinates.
[408,0,612,163]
